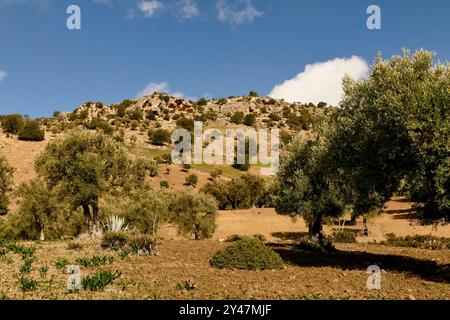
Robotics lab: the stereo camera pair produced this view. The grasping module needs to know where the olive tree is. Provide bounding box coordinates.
[35,129,131,231]
[336,49,450,223]
[168,190,218,240]
[275,134,347,248]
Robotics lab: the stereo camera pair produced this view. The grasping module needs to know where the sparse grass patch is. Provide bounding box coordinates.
[176,279,197,291]
[76,255,114,268]
[55,257,70,270]
[67,241,83,251]
[18,277,38,292]
[81,270,122,291]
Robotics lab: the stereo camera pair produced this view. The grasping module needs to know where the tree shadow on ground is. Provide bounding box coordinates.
[270,244,450,284]
[271,232,308,242]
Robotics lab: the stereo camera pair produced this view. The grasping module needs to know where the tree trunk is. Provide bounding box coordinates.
[82,203,92,232]
[39,228,45,241]
[308,213,324,247]
[92,201,99,226]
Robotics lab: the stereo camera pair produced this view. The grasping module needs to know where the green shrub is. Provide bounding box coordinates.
[230,111,244,124]
[380,233,450,250]
[85,118,113,135]
[127,233,159,256]
[226,234,266,242]
[210,237,283,270]
[0,156,14,215]
[149,128,171,146]
[332,230,357,243]
[160,180,169,189]
[18,120,45,141]
[1,114,23,133]
[197,98,208,106]
[185,174,198,187]
[208,169,223,181]
[243,113,256,127]
[102,231,128,249]
[81,270,122,291]
[169,191,217,240]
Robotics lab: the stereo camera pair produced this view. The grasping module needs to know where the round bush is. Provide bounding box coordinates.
[18,120,45,141]
[210,237,284,270]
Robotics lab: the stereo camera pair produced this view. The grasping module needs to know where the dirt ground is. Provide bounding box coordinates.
[0,238,448,300]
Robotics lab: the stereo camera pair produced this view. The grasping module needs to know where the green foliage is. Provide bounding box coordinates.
[168,190,218,240]
[230,111,244,124]
[18,277,38,292]
[226,234,266,242]
[1,114,24,134]
[0,156,14,215]
[18,120,45,141]
[160,180,169,189]
[380,233,450,250]
[176,279,196,291]
[176,117,195,132]
[275,136,347,247]
[197,98,208,106]
[185,174,198,187]
[102,231,128,249]
[331,230,357,243]
[243,113,256,127]
[55,257,70,270]
[81,270,122,291]
[11,178,75,240]
[127,107,143,121]
[210,237,284,270]
[76,255,114,268]
[85,118,114,135]
[127,233,159,256]
[201,174,268,210]
[101,187,169,238]
[149,128,171,146]
[35,129,134,230]
[336,49,450,222]
[208,169,223,181]
[248,91,259,97]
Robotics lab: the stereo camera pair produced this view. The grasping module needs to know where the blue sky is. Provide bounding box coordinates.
[0,0,449,118]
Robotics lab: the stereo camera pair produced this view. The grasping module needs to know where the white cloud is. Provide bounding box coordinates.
[176,0,199,19]
[0,70,7,82]
[216,0,262,25]
[269,56,369,106]
[137,82,195,100]
[138,0,163,18]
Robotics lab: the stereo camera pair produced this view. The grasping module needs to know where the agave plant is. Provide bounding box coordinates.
[103,215,129,232]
